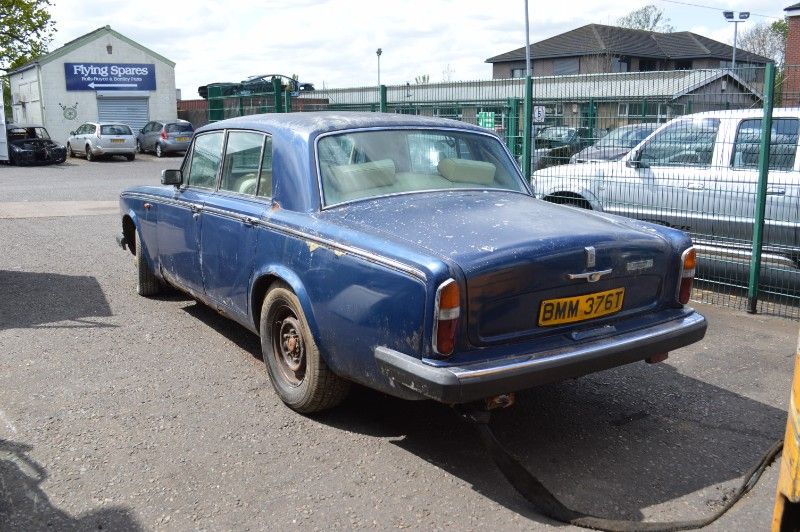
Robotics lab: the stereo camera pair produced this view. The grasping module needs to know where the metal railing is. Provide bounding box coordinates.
[197,66,798,318]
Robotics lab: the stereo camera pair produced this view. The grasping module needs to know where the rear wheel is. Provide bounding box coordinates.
[155,143,163,158]
[260,283,349,413]
[136,140,144,154]
[67,143,75,158]
[135,230,160,296]
[85,146,94,161]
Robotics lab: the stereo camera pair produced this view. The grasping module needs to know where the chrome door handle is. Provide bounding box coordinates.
[242,217,256,227]
[686,182,705,190]
[767,187,786,196]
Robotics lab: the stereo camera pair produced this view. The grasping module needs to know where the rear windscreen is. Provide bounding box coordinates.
[101,125,132,135]
[166,123,194,133]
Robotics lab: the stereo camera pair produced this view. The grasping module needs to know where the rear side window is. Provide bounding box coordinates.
[187,132,225,189]
[732,118,798,171]
[166,123,194,133]
[101,125,132,135]
[219,131,265,195]
[257,136,273,198]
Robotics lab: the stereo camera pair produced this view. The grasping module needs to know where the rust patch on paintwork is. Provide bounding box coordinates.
[271,201,281,211]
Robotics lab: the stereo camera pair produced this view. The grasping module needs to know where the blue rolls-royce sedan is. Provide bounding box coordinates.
[117,112,706,413]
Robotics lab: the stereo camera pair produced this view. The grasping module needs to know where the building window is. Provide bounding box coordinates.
[553,58,579,75]
[511,68,525,78]
[612,57,629,73]
[674,60,692,70]
[639,59,658,72]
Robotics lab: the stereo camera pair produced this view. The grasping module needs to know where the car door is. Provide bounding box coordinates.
[139,122,152,149]
[147,122,162,151]
[200,130,272,320]
[715,117,800,253]
[157,130,225,295]
[73,124,88,153]
[604,117,720,241]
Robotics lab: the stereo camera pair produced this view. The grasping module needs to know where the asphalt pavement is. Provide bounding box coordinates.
[0,155,797,530]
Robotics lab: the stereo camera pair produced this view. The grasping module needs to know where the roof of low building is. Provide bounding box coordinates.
[8,25,174,76]
[486,23,771,64]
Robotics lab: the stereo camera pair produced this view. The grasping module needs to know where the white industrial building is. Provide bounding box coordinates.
[8,26,176,143]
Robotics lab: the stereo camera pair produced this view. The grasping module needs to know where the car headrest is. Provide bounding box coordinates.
[328,159,397,194]
[437,158,496,185]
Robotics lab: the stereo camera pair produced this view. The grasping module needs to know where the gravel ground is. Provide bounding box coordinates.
[0,156,797,530]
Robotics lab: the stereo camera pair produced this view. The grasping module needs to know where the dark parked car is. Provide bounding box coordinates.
[532,126,604,169]
[136,120,194,157]
[117,112,706,413]
[570,123,659,163]
[5,124,66,166]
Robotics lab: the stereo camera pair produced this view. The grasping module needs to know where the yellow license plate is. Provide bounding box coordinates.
[176,137,189,142]
[539,288,625,326]
[111,139,124,144]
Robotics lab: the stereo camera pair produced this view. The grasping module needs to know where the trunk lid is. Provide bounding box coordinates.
[323,191,674,345]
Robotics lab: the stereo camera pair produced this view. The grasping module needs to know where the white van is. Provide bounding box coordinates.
[532,109,800,278]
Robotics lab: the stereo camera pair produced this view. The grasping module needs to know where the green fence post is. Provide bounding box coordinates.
[588,97,595,131]
[522,76,532,180]
[208,85,223,123]
[272,78,282,113]
[284,89,292,113]
[506,97,519,155]
[746,62,776,314]
[379,85,387,113]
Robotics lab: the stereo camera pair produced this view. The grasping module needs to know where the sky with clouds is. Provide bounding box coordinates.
[46,0,785,99]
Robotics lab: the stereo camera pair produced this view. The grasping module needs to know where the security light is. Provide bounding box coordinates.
[723,11,734,19]
[739,12,750,19]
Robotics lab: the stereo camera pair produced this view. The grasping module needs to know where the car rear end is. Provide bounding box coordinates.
[160,122,194,154]
[94,124,136,156]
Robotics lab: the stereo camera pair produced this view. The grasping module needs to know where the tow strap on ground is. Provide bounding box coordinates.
[456,406,783,532]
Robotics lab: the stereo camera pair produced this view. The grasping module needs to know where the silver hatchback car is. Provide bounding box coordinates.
[67,122,136,161]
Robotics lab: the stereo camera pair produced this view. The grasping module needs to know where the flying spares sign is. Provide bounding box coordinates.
[64,63,156,91]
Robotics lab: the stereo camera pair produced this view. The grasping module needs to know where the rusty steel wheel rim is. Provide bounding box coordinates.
[271,306,306,386]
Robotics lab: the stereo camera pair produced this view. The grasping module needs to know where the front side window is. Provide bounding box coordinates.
[638,118,720,167]
[220,131,265,194]
[732,118,798,171]
[186,131,224,189]
[318,129,526,206]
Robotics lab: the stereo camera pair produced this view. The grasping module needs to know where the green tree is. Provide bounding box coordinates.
[617,5,673,32]
[0,0,55,72]
[738,20,787,66]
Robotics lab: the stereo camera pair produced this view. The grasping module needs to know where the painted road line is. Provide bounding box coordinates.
[0,201,118,219]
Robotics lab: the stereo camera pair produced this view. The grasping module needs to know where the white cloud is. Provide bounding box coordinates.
[46,0,786,98]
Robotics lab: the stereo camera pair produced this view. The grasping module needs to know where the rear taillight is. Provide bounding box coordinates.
[677,247,696,305]
[433,279,460,356]
[160,130,168,140]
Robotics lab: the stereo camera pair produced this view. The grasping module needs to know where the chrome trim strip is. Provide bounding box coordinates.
[119,192,427,280]
[449,312,705,382]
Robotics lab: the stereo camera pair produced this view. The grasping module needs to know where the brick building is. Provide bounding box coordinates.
[784,3,800,106]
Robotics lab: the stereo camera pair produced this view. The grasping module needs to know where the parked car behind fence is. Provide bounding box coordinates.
[533,109,800,300]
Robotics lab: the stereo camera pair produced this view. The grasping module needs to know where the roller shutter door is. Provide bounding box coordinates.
[97,97,149,132]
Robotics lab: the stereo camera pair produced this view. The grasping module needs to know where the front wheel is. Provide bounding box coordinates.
[260,283,349,413]
[135,230,160,296]
[68,143,75,158]
[136,140,144,154]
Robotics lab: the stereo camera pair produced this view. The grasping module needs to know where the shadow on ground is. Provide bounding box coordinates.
[0,270,114,330]
[179,299,786,525]
[0,438,142,530]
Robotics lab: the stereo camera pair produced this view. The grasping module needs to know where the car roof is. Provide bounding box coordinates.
[675,108,800,120]
[195,111,491,140]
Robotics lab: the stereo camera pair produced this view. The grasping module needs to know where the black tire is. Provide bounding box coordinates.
[85,146,94,161]
[126,153,135,161]
[155,143,163,158]
[135,230,160,296]
[67,143,75,158]
[260,282,349,413]
[136,140,144,154]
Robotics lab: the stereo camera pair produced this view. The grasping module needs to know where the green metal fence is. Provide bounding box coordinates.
[204,67,798,319]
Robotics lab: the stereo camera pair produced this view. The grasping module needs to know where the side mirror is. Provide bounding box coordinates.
[161,168,182,186]
[626,150,646,169]
[69,131,76,136]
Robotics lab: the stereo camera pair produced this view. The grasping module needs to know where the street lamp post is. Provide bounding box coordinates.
[376,48,382,87]
[723,11,750,70]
